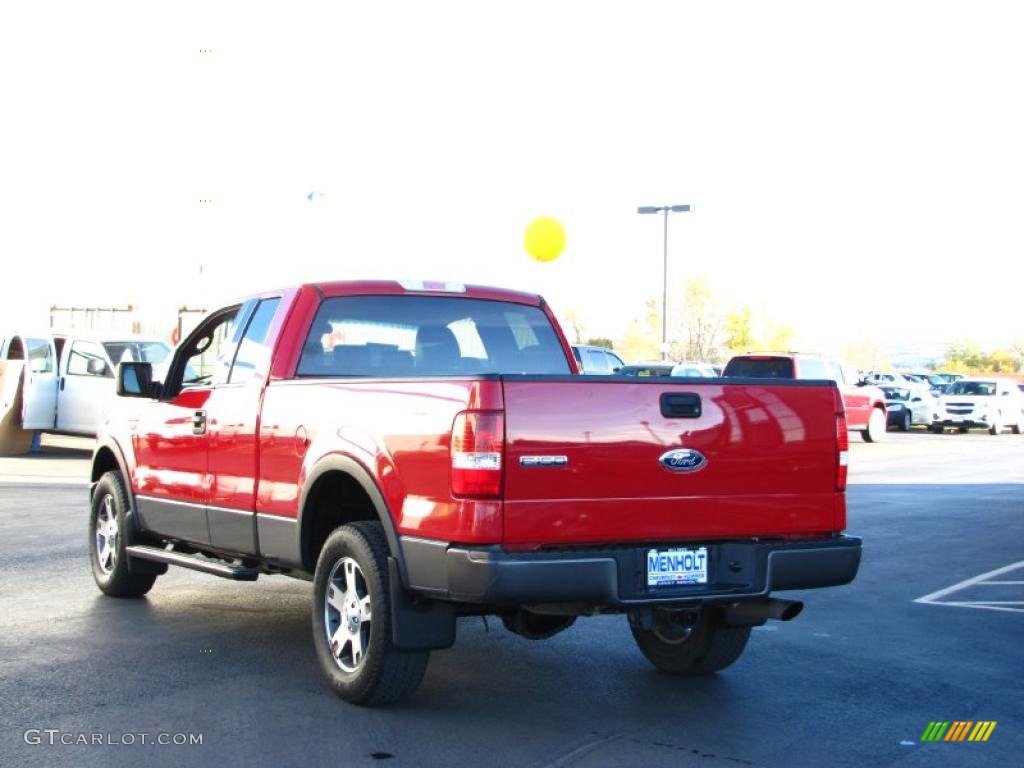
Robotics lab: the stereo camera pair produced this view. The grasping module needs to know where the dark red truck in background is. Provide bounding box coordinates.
[89,280,861,704]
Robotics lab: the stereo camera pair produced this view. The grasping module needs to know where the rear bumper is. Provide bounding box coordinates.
[401,535,862,607]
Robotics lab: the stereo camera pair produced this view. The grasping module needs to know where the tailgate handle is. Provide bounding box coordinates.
[661,393,701,419]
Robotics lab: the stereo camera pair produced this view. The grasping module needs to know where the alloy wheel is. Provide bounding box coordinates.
[94,494,118,575]
[323,557,373,673]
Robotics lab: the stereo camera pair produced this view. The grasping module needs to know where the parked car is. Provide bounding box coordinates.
[930,372,963,389]
[723,353,888,442]
[671,361,718,378]
[618,362,674,377]
[89,280,860,705]
[1,332,171,435]
[865,371,916,387]
[571,344,625,374]
[879,385,937,431]
[933,378,1024,434]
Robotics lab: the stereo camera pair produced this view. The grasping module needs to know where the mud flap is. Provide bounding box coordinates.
[388,558,457,651]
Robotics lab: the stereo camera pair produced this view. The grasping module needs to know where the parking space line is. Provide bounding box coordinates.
[914,561,1024,604]
[939,602,1024,614]
[977,581,1024,585]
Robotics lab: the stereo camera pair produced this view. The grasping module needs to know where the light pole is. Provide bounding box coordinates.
[638,204,690,360]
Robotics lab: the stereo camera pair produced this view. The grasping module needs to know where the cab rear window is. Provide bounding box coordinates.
[297,296,571,377]
[722,357,795,379]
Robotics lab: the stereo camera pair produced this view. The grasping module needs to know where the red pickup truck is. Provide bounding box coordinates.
[89,281,861,705]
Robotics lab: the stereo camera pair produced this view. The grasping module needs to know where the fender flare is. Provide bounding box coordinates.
[297,454,408,586]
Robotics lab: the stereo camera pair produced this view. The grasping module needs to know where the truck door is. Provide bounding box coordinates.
[14,336,58,430]
[833,361,870,430]
[132,307,242,544]
[57,339,115,434]
[204,297,282,555]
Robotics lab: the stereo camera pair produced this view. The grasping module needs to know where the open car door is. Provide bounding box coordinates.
[18,336,58,430]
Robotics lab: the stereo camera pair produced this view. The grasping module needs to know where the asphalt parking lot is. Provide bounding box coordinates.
[0,432,1021,767]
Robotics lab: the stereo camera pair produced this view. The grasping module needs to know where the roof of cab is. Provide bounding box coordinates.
[311,280,543,306]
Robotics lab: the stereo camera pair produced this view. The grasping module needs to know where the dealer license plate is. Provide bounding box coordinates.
[647,547,709,587]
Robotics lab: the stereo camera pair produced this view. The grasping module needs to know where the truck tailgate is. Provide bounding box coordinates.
[501,377,841,548]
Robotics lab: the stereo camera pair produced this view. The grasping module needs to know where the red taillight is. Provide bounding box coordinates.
[450,410,504,498]
[836,412,849,492]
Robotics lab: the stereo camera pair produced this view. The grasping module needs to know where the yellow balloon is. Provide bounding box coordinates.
[524,216,566,262]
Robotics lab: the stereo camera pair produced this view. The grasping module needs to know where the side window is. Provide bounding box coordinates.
[824,360,845,383]
[26,339,53,373]
[585,349,610,373]
[67,340,111,377]
[229,298,281,384]
[607,352,624,370]
[178,307,242,389]
[798,358,828,380]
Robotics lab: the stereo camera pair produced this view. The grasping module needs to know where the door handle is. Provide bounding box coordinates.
[192,410,207,435]
[59,376,65,391]
[661,392,702,418]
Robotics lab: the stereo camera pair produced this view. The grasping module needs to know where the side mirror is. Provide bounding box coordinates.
[87,358,109,377]
[912,396,922,402]
[116,362,158,398]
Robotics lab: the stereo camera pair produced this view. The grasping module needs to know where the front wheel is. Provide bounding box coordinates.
[861,407,886,443]
[931,424,944,434]
[89,471,158,597]
[899,411,911,432]
[988,416,1002,436]
[628,607,750,675]
[311,522,429,705]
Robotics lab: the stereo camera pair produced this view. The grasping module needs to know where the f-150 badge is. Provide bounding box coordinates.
[658,448,707,473]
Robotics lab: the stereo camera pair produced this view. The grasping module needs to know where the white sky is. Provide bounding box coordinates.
[2,0,1022,354]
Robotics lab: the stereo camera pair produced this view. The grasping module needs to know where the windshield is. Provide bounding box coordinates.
[946,381,996,396]
[104,341,171,365]
[880,386,911,401]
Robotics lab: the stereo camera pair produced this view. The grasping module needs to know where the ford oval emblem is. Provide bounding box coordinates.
[658,448,707,473]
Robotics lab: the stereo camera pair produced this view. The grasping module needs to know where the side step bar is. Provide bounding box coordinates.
[127,545,259,581]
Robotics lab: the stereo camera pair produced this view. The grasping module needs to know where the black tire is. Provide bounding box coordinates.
[89,471,158,597]
[628,608,750,675]
[931,424,944,434]
[899,411,911,432]
[1013,417,1023,435]
[861,407,886,443]
[311,522,429,705]
[958,425,970,434]
[988,418,1001,436]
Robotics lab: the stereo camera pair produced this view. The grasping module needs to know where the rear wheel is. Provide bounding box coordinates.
[89,471,158,597]
[311,522,429,705]
[861,408,886,443]
[1013,415,1023,435]
[930,424,944,434]
[628,608,750,675]
[988,416,1002,435]
[899,411,911,432]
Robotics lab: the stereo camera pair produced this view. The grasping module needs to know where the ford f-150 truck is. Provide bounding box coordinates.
[89,281,861,705]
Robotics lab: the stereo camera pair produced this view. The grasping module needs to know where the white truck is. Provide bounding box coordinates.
[0,333,171,436]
